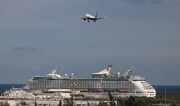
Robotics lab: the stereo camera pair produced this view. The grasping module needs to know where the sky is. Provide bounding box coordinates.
[0,0,180,85]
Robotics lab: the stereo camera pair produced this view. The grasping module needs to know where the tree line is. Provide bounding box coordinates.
[0,91,180,106]
[60,92,180,106]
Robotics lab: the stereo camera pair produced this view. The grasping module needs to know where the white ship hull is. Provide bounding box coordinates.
[25,65,156,98]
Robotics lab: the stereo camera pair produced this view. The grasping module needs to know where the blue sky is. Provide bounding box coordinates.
[0,0,180,85]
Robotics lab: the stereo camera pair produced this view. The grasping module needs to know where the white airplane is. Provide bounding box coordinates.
[81,12,106,22]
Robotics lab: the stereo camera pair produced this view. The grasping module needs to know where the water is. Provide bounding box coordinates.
[0,84,25,91]
[0,84,180,92]
[152,85,180,93]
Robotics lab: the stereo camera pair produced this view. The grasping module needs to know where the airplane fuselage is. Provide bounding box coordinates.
[84,14,97,22]
[85,14,95,19]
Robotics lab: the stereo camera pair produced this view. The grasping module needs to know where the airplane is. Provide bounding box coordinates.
[81,12,106,22]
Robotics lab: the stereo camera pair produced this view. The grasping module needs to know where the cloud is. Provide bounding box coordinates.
[151,0,163,4]
[125,0,145,3]
[31,66,42,70]
[107,0,164,4]
[12,45,43,51]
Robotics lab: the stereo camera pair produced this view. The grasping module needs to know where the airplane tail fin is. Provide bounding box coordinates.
[95,12,98,18]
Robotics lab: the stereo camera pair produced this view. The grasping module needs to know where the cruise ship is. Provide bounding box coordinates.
[26,65,156,98]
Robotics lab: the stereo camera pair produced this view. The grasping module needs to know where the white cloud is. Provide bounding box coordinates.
[31,66,42,70]
[12,45,43,51]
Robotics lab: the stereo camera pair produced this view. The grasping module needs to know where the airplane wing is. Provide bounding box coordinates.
[96,15,108,20]
[96,17,105,19]
[95,12,107,20]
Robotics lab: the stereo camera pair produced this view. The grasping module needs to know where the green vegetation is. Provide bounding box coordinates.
[0,102,9,106]
[34,100,37,106]
[58,92,180,106]
[154,92,180,104]
[116,92,180,106]
[108,91,115,106]
[63,98,73,106]
[21,101,27,105]
[0,91,3,96]
[80,92,180,106]
[0,90,180,106]
[59,100,62,106]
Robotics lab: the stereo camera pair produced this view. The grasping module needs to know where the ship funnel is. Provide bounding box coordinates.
[107,65,113,72]
[91,65,113,77]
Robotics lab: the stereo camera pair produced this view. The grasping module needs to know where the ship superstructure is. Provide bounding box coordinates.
[26,65,156,98]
